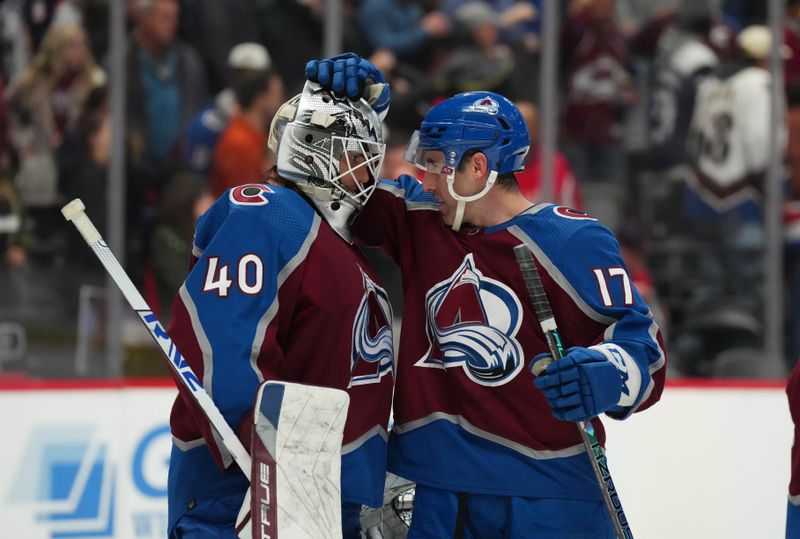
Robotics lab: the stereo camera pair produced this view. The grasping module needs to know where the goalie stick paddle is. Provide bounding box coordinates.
[244,381,349,539]
[513,244,634,539]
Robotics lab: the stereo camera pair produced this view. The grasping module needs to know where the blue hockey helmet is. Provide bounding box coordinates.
[405,91,530,177]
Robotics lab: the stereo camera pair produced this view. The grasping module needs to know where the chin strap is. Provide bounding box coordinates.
[446,170,498,232]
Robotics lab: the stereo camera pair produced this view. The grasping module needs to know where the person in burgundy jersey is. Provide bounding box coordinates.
[165,81,394,538]
[306,53,667,538]
[788,360,800,537]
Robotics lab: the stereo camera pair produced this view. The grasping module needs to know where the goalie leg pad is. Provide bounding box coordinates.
[249,381,350,539]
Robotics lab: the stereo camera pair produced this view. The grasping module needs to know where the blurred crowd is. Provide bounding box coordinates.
[0,0,796,378]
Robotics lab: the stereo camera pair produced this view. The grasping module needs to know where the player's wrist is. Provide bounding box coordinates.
[588,343,641,408]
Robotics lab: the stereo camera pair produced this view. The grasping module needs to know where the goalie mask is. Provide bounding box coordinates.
[268,81,386,243]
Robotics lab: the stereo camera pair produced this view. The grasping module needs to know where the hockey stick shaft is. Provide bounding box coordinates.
[513,244,633,539]
[62,198,253,478]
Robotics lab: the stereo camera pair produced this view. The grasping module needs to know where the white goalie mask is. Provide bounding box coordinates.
[268,81,386,243]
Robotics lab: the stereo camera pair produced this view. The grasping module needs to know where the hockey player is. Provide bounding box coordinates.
[306,54,667,538]
[165,81,395,538]
[788,359,800,538]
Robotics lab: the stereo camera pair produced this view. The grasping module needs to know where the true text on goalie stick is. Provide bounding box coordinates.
[513,244,634,539]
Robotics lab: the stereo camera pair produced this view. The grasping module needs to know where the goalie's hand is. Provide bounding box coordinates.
[305,52,391,116]
[533,346,624,422]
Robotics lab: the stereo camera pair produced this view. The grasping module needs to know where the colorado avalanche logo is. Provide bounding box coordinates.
[229,183,273,206]
[466,96,500,115]
[416,254,524,386]
[350,267,395,387]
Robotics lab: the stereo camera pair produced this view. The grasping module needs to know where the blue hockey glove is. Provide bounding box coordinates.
[305,52,391,116]
[533,346,626,422]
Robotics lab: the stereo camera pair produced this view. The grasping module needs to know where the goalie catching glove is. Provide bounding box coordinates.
[305,53,391,118]
[533,344,641,422]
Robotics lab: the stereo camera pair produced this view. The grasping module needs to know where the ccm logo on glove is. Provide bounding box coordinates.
[532,344,641,422]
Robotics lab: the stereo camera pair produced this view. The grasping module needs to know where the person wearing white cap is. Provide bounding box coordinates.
[183,42,275,178]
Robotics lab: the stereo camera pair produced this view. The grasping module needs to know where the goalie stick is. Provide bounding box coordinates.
[513,244,634,539]
[62,198,348,538]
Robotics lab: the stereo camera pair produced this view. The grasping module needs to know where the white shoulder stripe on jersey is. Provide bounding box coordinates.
[249,213,322,382]
[178,284,234,467]
[509,226,615,326]
[519,203,551,217]
[510,225,667,415]
[393,412,587,460]
[790,493,800,506]
[172,436,207,451]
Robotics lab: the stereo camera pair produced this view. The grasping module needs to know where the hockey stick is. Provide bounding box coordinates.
[513,244,634,539]
[61,198,253,475]
[62,198,348,538]
[62,199,255,536]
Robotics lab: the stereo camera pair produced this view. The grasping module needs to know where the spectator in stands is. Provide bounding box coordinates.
[635,0,718,243]
[149,171,212,324]
[57,84,111,267]
[785,0,800,105]
[177,0,260,95]
[684,25,783,302]
[433,1,516,96]
[441,0,539,46]
[357,0,452,69]
[560,0,634,185]
[5,22,103,259]
[615,0,677,38]
[645,1,718,173]
[183,42,272,179]
[367,48,439,137]
[256,0,366,96]
[209,55,284,198]
[515,100,584,209]
[123,0,209,190]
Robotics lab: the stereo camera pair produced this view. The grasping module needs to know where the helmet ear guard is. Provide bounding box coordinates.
[270,81,386,242]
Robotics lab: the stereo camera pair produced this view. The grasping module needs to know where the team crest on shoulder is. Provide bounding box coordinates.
[553,206,595,220]
[416,253,524,386]
[229,183,274,206]
[466,96,499,115]
[350,267,395,387]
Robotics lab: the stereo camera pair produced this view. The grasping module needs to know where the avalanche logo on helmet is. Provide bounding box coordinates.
[416,254,524,386]
[350,267,395,387]
[465,96,500,115]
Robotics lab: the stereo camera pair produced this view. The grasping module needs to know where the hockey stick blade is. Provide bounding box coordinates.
[513,244,634,539]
